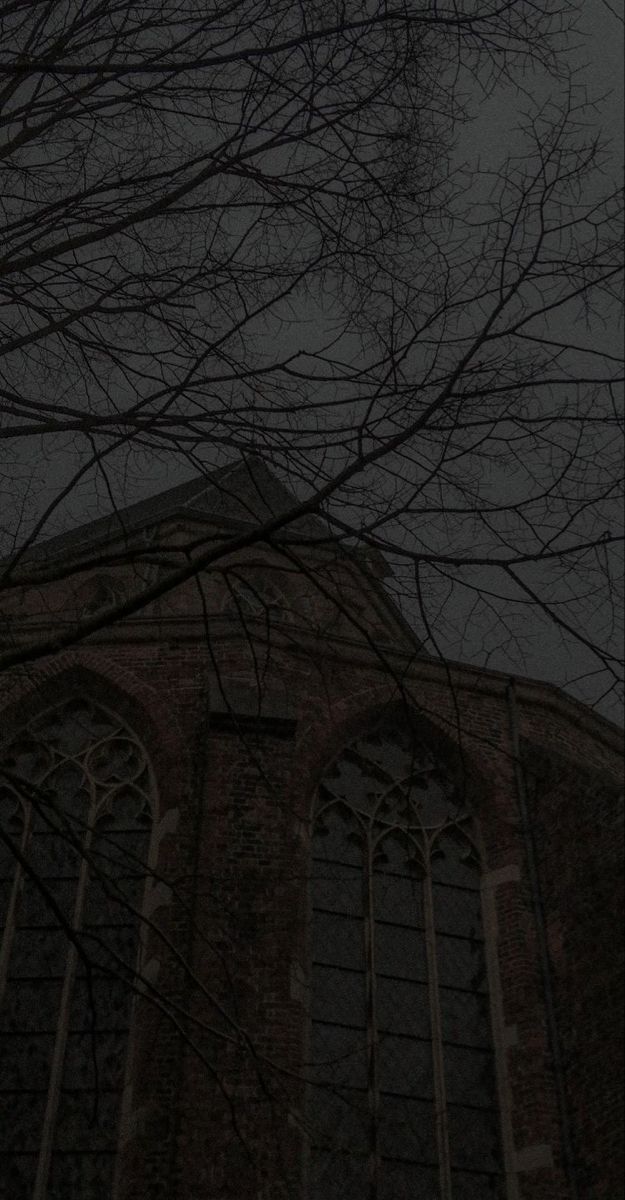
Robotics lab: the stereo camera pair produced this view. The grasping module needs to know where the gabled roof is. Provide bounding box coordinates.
[25,457,331,563]
[12,454,404,636]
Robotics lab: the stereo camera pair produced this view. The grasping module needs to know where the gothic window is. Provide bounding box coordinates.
[0,698,153,1200]
[308,725,504,1200]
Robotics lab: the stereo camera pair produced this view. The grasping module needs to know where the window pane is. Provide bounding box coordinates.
[440,987,491,1048]
[54,1089,120,1151]
[46,707,99,756]
[379,1158,440,1200]
[451,1168,504,1198]
[312,965,366,1027]
[0,979,63,1032]
[436,934,487,992]
[63,1031,127,1090]
[378,1094,436,1161]
[83,879,142,925]
[443,1045,497,1108]
[433,883,482,938]
[81,924,140,972]
[0,879,13,918]
[307,1085,368,1154]
[310,1022,368,1088]
[0,1032,54,1089]
[312,860,362,917]
[27,832,82,878]
[47,1151,116,1200]
[448,1104,502,1171]
[90,830,150,877]
[70,976,134,1031]
[376,977,431,1038]
[313,805,361,866]
[374,922,427,982]
[0,845,16,881]
[89,739,145,784]
[374,867,424,927]
[44,761,85,803]
[431,833,479,888]
[321,755,373,817]
[0,1153,38,1199]
[308,1147,368,1200]
[0,1092,47,1151]
[374,830,422,877]
[8,928,68,976]
[378,1033,433,1097]
[313,911,364,970]
[17,877,76,926]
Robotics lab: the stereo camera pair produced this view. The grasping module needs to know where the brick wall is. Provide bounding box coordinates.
[524,746,624,1200]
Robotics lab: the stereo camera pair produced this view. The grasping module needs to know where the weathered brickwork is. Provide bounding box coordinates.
[523,748,624,1200]
[0,485,622,1200]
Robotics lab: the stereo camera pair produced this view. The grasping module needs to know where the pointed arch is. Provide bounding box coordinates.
[306,709,508,1200]
[0,680,158,1199]
[0,661,176,785]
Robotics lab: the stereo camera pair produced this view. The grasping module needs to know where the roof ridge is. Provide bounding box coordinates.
[13,456,321,564]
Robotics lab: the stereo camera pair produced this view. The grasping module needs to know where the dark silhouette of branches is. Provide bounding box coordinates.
[1,1,622,714]
[0,5,623,1189]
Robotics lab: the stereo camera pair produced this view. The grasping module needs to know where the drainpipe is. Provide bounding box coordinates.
[505,679,580,1200]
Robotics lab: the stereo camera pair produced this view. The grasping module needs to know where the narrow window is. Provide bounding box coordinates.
[0,698,153,1199]
[308,726,504,1199]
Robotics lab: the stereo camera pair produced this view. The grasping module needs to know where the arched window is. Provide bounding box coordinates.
[0,698,153,1199]
[308,724,504,1199]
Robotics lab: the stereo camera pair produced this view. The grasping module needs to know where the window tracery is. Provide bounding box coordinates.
[308,725,504,1199]
[0,698,153,1200]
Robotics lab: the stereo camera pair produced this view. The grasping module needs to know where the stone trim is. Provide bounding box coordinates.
[482,864,521,888]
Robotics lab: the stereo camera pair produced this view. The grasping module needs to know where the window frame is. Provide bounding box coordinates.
[0,696,157,1200]
[303,723,519,1200]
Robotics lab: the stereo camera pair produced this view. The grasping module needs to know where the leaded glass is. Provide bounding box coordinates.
[379,1159,440,1200]
[378,1031,434,1096]
[46,1151,116,1200]
[0,698,153,1199]
[308,1147,368,1200]
[309,723,505,1199]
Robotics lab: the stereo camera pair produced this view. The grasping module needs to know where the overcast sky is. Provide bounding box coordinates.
[3,0,623,722]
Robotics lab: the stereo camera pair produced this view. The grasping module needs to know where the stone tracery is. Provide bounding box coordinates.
[0,698,153,1199]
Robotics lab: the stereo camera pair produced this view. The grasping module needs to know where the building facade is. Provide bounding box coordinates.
[0,462,623,1200]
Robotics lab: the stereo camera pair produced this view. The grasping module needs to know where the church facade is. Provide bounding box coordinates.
[0,461,622,1200]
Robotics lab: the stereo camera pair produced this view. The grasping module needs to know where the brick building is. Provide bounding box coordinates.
[0,460,622,1200]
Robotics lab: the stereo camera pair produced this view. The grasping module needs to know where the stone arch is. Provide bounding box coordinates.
[301,690,497,846]
[0,659,183,814]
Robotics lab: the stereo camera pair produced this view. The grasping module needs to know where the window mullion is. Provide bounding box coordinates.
[424,855,452,1200]
[0,802,30,1004]
[33,811,95,1200]
[363,830,381,1200]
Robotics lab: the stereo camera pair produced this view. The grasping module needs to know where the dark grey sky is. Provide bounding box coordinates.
[2,0,623,722]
